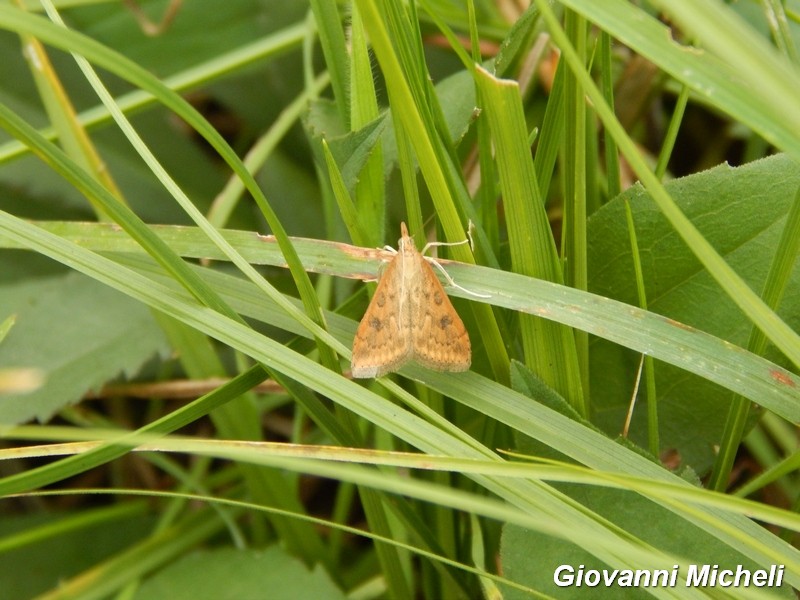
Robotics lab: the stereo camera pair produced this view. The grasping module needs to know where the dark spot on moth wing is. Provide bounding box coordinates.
[411,303,471,372]
[351,316,411,377]
[404,251,472,372]
[351,250,414,378]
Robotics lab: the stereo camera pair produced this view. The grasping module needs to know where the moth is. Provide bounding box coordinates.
[351,223,471,378]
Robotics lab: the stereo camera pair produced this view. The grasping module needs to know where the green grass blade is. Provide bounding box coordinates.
[474,66,585,414]
[309,0,350,126]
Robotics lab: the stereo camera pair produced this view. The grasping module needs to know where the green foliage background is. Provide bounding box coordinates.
[0,0,799,598]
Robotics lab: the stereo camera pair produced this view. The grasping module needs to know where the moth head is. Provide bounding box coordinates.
[398,222,413,252]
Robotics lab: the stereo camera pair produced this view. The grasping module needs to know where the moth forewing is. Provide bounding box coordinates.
[409,252,471,372]
[350,255,413,378]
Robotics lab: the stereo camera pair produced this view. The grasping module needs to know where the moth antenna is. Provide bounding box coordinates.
[421,237,469,256]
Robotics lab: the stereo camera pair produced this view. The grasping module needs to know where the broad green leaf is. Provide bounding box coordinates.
[0,271,168,423]
[322,113,388,193]
[132,546,347,600]
[588,154,800,473]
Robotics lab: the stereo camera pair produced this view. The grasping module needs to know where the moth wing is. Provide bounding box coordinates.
[351,256,413,378]
[409,257,471,372]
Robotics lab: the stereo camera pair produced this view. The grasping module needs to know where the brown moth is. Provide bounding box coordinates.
[351,223,471,378]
